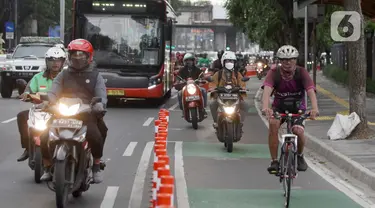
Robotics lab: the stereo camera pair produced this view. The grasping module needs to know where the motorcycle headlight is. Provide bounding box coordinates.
[34,120,48,131]
[257,63,262,67]
[187,84,197,95]
[58,103,80,116]
[223,106,235,114]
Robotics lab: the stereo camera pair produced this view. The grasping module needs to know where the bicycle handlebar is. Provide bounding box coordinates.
[272,112,310,119]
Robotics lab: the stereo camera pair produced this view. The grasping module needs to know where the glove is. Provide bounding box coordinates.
[92,103,104,112]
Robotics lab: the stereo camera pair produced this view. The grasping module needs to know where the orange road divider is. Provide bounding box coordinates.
[150,109,174,208]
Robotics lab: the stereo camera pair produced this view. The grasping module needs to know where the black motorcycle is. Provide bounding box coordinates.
[209,77,249,152]
[40,95,106,208]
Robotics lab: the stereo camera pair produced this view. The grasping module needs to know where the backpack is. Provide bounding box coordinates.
[217,69,239,87]
[270,66,303,95]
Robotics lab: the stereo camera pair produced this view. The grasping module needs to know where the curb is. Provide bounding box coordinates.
[254,87,375,191]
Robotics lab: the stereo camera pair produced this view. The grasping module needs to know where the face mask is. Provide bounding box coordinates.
[225,63,234,70]
[70,57,89,70]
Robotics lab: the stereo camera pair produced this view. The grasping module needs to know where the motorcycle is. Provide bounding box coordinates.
[24,93,52,183]
[209,77,249,152]
[256,62,267,80]
[174,73,207,129]
[39,95,106,208]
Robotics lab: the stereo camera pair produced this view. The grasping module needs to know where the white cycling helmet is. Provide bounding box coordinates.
[276,45,299,59]
[45,47,66,59]
[221,51,237,66]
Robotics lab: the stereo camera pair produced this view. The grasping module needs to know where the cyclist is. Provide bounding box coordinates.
[261,45,319,174]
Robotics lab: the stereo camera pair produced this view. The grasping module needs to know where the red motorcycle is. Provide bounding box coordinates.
[174,72,207,129]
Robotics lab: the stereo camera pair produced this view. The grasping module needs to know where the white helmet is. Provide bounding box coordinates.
[221,51,236,67]
[45,47,66,59]
[276,45,299,59]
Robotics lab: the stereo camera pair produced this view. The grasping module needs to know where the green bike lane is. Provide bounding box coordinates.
[164,93,363,208]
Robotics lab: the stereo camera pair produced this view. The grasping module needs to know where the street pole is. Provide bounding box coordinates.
[14,0,18,46]
[312,19,317,86]
[60,0,65,42]
[304,6,308,108]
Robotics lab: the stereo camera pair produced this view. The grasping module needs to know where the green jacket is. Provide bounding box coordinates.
[25,71,54,93]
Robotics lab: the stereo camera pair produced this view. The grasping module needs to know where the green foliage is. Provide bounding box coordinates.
[316,5,342,53]
[225,0,302,50]
[15,0,73,36]
[323,64,375,94]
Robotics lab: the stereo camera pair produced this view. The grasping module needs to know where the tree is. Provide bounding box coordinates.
[225,0,303,61]
[344,0,374,139]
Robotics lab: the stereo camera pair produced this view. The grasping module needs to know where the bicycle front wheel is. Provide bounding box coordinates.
[284,148,294,208]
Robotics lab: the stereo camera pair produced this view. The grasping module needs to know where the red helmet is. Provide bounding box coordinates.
[67,39,94,63]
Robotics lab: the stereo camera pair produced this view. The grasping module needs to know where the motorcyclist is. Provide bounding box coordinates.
[261,45,319,174]
[209,51,249,128]
[175,53,208,115]
[209,50,224,73]
[40,39,108,183]
[235,53,246,75]
[197,53,210,67]
[16,47,66,162]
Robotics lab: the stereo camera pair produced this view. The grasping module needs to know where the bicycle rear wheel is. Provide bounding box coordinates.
[284,148,294,208]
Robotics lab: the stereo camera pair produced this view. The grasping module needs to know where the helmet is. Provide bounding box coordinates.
[67,39,94,62]
[276,45,299,59]
[55,44,65,51]
[221,51,237,67]
[45,47,66,59]
[183,53,195,62]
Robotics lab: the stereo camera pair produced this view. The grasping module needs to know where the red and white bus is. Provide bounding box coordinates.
[70,0,177,103]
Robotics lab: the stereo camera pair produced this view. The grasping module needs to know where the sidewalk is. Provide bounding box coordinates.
[254,71,375,191]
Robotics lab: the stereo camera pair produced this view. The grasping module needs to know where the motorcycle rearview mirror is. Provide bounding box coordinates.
[241,77,250,82]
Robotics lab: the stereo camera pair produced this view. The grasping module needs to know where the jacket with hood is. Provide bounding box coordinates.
[48,64,107,106]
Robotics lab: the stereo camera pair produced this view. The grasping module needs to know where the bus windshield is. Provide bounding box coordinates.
[83,14,162,67]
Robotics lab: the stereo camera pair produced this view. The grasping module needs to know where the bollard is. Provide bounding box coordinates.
[159,175,174,206]
[157,132,168,139]
[152,167,170,207]
[153,144,166,163]
[154,120,161,137]
[157,184,174,206]
[151,159,168,207]
[155,149,167,157]
[156,193,173,206]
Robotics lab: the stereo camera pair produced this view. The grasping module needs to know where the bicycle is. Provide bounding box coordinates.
[273,110,310,208]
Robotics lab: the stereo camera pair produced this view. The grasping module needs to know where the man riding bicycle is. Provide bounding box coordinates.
[261,45,319,174]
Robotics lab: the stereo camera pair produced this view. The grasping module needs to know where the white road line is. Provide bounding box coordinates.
[122,142,137,156]
[175,141,190,208]
[128,141,154,208]
[1,117,16,124]
[168,103,179,110]
[100,186,119,208]
[172,94,178,99]
[142,117,154,126]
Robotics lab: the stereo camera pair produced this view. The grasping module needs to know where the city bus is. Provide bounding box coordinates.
[70,0,177,103]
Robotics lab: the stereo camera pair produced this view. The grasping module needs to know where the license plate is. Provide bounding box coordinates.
[107,89,125,96]
[186,95,200,101]
[12,72,35,77]
[219,93,238,99]
[51,119,83,128]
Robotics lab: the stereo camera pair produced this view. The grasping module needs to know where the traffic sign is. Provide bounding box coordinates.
[5,22,14,40]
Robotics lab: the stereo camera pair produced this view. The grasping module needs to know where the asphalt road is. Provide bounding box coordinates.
[0,79,370,208]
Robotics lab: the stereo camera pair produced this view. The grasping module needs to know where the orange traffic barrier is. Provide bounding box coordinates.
[156,193,173,206]
[151,109,172,208]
